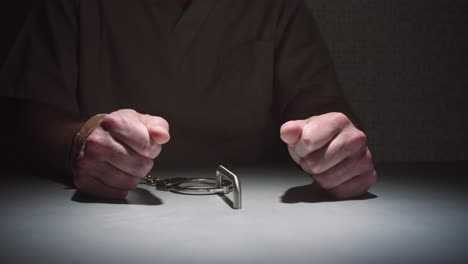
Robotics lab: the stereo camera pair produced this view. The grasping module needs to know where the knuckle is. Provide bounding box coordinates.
[330,112,349,127]
[301,133,314,147]
[343,131,367,154]
[86,132,102,146]
[85,134,107,155]
[100,114,118,129]
[154,116,169,128]
[101,112,125,131]
[350,131,367,147]
[120,109,137,115]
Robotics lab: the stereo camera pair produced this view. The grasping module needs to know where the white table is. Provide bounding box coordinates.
[1,163,467,263]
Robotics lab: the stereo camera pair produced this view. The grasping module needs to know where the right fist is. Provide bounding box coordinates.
[74,109,170,199]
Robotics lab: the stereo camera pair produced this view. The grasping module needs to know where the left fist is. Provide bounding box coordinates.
[280,112,377,199]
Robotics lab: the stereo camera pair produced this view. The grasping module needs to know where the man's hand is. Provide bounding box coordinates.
[280,112,376,199]
[74,109,170,199]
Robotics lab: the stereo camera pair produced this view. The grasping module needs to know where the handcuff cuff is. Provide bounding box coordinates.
[141,165,242,209]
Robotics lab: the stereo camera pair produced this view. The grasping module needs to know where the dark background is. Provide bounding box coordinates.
[0,1,31,65]
[307,0,468,163]
[1,0,467,163]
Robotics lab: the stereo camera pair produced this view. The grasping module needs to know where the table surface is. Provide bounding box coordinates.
[1,162,467,264]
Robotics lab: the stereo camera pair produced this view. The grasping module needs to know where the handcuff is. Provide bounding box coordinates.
[141,165,242,209]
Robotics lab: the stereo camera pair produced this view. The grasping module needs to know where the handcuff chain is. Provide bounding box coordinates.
[140,165,241,209]
[142,174,159,186]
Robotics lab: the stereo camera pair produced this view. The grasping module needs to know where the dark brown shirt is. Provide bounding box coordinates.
[0,0,347,168]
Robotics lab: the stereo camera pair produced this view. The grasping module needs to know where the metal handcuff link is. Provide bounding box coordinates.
[141,165,242,209]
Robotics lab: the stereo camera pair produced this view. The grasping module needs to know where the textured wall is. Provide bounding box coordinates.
[306,0,468,162]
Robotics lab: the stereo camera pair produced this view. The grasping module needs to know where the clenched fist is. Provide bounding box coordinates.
[74,109,170,199]
[280,112,377,199]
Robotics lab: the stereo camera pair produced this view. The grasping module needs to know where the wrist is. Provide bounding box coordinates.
[69,114,107,175]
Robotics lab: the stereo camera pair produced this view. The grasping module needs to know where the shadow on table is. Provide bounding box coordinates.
[71,188,163,205]
[281,183,377,204]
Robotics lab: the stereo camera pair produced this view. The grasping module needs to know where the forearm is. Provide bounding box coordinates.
[1,97,83,175]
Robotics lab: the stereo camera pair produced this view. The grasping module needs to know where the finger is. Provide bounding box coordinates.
[280,120,304,146]
[294,113,350,158]
[328,170,378,200]
[99,110,155,158]
[300,127,367,175]
[140,115,170,145]
[74,171,129,200]
[288,145,301,164]
[84,128,155,178]
[148,125,170,145]
[89,161,141,191]
[313,148,374,190]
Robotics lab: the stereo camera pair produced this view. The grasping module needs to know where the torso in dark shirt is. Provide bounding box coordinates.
[1,0,343,168]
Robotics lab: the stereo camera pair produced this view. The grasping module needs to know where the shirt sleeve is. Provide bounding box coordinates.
[274,0,355,123]
[0,0,80,116]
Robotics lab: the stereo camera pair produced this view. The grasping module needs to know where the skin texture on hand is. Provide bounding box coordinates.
[280,112,377,199]
[74,109,170,199]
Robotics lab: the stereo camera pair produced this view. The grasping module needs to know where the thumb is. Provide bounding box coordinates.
[148,125,170,145]
[140,115,171,145]
[280,120,306,146]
